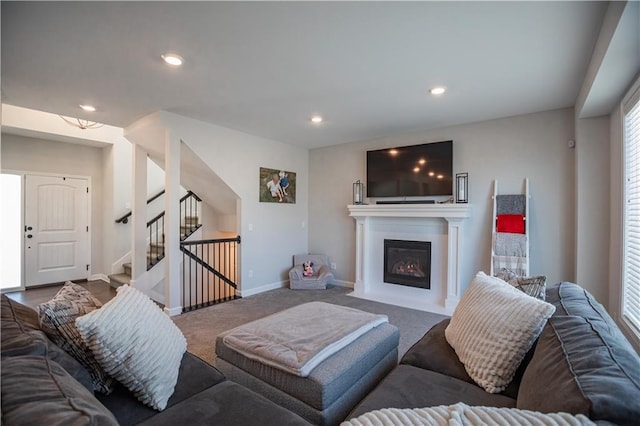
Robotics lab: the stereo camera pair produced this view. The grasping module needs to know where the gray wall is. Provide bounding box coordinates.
[309,108,576,296]
[160,113,310,295]
[575,116,610,305]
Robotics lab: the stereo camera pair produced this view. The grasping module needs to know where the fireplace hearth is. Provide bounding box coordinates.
[384,239,431,289]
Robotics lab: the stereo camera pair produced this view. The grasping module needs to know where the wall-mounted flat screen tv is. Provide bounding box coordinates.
[367,140,453,198]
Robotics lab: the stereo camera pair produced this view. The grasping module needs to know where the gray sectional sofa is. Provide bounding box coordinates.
[347,282,640,425]
[3,281,639,425]
[0,294,311,426]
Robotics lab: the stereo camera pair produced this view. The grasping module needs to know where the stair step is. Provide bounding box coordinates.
[184,216,199,225]
[181,224,202,239]
[123,262,132,276]
[109,273,131,288]
[147,252,163,262]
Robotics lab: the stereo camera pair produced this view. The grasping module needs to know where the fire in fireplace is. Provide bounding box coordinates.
[383,239,431,289]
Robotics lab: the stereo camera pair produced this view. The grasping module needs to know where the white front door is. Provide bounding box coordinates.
[24,175,90,286]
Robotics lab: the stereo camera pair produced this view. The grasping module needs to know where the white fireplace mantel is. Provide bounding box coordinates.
[348,203,471,219]
[348,203,471,314]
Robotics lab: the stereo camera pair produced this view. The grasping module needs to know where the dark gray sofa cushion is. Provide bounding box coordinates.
[400,318,530,399]
[139,381,311,425]
[518,314,640,425]
[547,282,615,321]
[1,295,94,391]
[400,320,469,380]
[1,294,41,331]
[348,365,516,419]
[97,352,226,425]
[1,356,118,425]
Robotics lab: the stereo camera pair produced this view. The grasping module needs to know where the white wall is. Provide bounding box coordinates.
[1,133,106,275]
[0,105,153,278]
[106,138,171,272]
[309,108,576,295]
[575,116,611,305]
[0,129,168,279]
[131,112,309,295]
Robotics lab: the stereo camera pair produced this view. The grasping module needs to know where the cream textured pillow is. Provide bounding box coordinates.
[75,285,187,410]
[445,272,555,393]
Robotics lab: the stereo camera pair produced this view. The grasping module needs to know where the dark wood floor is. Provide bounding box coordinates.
[4,280,117,310]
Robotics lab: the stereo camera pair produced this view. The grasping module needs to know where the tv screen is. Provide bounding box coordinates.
[367,140,453,198]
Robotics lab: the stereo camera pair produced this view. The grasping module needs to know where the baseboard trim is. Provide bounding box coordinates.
[330,279,354,289]
[238,280,288,297]
[164,306,182,317]
[90,274,110,283]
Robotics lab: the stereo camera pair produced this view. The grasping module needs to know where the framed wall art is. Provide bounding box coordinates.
[259,167,296,204]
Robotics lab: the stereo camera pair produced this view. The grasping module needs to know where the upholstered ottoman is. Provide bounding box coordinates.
[214,303,400,426]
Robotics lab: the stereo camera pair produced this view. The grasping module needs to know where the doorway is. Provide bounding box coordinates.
[24,174,90,287]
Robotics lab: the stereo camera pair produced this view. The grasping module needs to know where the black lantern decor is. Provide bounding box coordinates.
[456,173,468,203]
[353,180,364,204]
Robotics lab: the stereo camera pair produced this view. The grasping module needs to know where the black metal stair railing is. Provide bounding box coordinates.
[180,236,241,312]
[180,191,202,239]
[146,191,202,270]
[115,189,165,224]
[147,211,165,269]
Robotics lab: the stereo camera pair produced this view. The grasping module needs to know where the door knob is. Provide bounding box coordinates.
[27,226,33,231]
[27,234,33,239]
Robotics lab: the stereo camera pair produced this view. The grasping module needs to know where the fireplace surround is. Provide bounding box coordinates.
[348,204,471,314]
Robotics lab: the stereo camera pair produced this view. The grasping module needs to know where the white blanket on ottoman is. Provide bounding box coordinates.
[222,302,388,377]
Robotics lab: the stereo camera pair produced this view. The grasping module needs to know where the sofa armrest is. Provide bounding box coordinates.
[289,265,304,281]
[316,264,330,279]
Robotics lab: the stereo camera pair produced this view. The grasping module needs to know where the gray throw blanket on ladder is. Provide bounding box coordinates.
[496,194,526,215]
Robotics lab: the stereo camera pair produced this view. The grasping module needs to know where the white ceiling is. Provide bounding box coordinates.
[1,1,611,149]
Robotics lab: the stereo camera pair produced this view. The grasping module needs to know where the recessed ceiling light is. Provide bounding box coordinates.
[418,159,426,165]
[310,115,323,124]
[79,104,96,112]
[413,167,420,173]
[161,53,184,66]
[430,86,446,95]
[389,149,399,156]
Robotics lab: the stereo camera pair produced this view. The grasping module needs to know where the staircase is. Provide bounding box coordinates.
[109,190,202,288]
[110,189,240,312]
[109,216,200,288]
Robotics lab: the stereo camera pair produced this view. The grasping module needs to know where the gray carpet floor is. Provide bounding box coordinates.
[172,285,448,365]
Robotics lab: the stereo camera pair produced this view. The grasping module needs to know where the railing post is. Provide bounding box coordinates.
[131,143,148,283]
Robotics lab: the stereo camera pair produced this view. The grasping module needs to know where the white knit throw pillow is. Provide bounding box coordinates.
[445,272,555,393]
[75,285,186,410]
